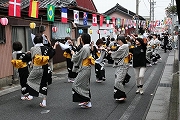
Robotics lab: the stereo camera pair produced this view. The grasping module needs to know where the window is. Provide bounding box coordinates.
[0,25,6,44]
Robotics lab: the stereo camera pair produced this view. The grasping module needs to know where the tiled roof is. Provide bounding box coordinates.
[0,0,97,12]
[0,0,29,8]
[104,3,145,20]
[76,0,97,12]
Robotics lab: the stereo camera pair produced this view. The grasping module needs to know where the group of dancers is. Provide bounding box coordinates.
[11,27,165,108]
[62,33,162,108]
[11,26,58,107]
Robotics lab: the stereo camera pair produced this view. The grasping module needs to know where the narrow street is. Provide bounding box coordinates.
[0,50,169,120]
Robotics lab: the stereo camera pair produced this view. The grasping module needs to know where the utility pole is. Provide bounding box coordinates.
[171,0,174,6]
[149,0,156,33]
[151,0,156,21]
[150,0,151,21]
[136,0,139,34]
[171,0,175,34]
[150,0,156,21]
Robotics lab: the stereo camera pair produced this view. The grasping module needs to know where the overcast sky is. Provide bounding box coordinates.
[93,0,172,20]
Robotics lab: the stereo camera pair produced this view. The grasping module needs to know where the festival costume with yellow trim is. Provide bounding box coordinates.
[11,51,31,95]
[63,45,78,81]
[26,43,55,98]
[33,54,49,66]
[111,44,129,99]
[71,44,94,103]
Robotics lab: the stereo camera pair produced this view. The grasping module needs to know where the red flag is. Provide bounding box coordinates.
[92,14,97,26]
[8,0,21,17]
[29,0,39,18]
[100,15,104,27]
[112,17,116,27]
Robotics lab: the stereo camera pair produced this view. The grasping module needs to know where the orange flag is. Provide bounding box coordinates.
[29,0,39,18]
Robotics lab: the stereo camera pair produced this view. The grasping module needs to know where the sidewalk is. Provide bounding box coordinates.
[146,49,179,120]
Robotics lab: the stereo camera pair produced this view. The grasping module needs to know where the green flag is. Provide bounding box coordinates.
[106,16,111,27]
[47,5,55,22]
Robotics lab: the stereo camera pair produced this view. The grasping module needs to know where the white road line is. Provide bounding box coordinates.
[119,67,158,120]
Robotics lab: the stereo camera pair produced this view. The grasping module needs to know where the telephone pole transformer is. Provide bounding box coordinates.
[135,0,139,34]
[150,0,156,21]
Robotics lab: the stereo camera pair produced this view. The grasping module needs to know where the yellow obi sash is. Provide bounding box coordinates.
[82,56,95,66]
[102,44,106,48]
[11,59,27,68]
[96,52,100,58]
[111,46,117,51]
[124,53,133,64]
[63,51,71,58]
[33,54,49,66]
[129,45,135,49]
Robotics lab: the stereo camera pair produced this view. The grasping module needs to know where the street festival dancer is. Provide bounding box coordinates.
[63,37,78,83]
[110,36,129,101]
[92,38,106,83]
[71,33,95,108]
[26,34,58,107]
[11,41,33,100]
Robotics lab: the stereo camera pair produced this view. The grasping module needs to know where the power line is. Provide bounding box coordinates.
[142,0,149,11]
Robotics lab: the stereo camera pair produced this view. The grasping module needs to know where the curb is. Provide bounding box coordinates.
[145,50,178,120]
[0,85,20,96]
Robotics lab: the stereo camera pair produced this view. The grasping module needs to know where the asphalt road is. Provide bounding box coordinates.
[0,50,169,120]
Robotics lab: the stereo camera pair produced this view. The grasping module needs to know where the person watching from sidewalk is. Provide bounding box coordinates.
[163,33,169,53]
[173,32,178,49]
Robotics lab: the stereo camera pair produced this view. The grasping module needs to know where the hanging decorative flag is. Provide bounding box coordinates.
[126,19,129,27]
[117,18,121,28]
[112,17,116,27]
[133,20,136,28]
[8,0,21,17]
[161,20,164,26]
[167,18,172,25]
[99,15,104,27]
[121,19,124,29]
[61,7,67,23]
[47,5,55,22]
[146,20,149,27]
[92,14,97,26]
[155,20,158,27]
[83,12,88,25]
[130,20,133,28]
[74,10,79,23]
[158,20,161,26]
[29,0,39,18]
[106,16,111,27]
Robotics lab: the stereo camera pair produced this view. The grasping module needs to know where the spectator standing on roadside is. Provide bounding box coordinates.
[163,33,169,53]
